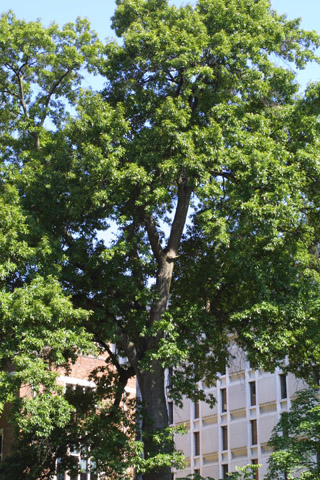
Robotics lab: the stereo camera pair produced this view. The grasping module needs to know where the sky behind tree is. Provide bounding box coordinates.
[2,0,320,87]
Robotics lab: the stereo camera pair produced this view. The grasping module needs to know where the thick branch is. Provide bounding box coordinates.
[144,214,165,264]
[167,172,192,256]
[210,169,236,182]
[39,67,73,126]
[17,73,29,119]
[95,338,126,375]
[120,331,140,372]
[175,71,184,98]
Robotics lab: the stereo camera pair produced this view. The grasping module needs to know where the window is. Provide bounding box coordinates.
[251,458,259,480]
[194,469,200,477]
[168,401,174,424]
[249,381,256,406]
[194,432,200,456]
[280,374,287,399]
[90,459,98,480]
[251,419,257,445]
[67,446,98,480]
[56,459,65,480]
[68,449,79,480]
[194,401,200,419]
[80,458,88,480]
[222,425,228,451]
[222,464,229,479]
[221,388,227,412]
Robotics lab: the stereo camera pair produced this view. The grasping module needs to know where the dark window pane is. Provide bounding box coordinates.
[221,389,227,412]
[56,458,65,480]
[194,432,200,456]
[80,458,88,480]
[194,401,199,419]
[250,382,256,406]
[222,426,228,450]
[280,374,287,399]
[251,419,257,445]
[90,459,98,480]
[168,401,174,424]
[251,459,259,480]
[222,464,228,479]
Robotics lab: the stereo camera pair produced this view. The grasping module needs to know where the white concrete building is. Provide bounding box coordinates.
[171,346,305,479]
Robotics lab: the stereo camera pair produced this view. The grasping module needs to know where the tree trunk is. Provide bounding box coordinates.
[138,361,172,480]
[132,181,192,479]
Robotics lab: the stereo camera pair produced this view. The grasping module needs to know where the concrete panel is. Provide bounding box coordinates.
[175,432,191,458]
[202,465,219,479]
[288,374,306,398]
[201,399,217,417]
[229,420,247,450]
[229,383,246,411]
[201,425,218,454]
[228,350,247,373]
[174,399,191,423]
[257,376,276,404]
[230,458,249,473]
[176,468,191,479]
[258,414,278,444]
[259,458,269,479]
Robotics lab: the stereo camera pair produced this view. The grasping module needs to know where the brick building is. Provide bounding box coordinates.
[0,354,136,480]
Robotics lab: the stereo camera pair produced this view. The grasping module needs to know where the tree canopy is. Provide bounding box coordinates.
[1,1,320,479]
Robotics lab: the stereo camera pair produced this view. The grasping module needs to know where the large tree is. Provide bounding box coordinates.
[1,1,320,479]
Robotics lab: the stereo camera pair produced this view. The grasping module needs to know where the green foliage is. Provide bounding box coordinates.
[180,463,260,479]
[131,426,186,474]
[0,11,101,136]
[267,388,320,479]
[227,464,261,480]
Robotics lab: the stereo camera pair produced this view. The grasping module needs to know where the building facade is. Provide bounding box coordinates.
[0,354,136,480]
[171,347,305,479]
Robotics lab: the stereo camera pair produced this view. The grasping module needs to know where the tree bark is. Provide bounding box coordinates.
[137,181,192,479]
[138,361,172,480]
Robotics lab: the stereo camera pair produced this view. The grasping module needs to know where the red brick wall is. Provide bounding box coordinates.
[0,354,136,460]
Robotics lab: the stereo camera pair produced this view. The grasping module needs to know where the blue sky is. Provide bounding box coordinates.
[2,1,319,39]
[1,0,320,87]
